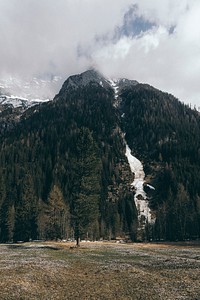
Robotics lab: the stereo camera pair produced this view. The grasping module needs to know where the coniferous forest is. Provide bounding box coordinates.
[0,71,199,242]
[122,84,200,240]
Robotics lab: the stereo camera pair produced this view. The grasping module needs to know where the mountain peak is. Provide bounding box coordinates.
[59,69,111,93]
[58,69,139,97]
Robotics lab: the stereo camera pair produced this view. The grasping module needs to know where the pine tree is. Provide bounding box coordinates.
[14,173,38,241]
[0,202,15,242]
[73,128,101,245]
[44,185,69,240]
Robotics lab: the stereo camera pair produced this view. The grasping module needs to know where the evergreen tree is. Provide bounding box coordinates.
[73,128,101,245]
[14,173,38,241]
[45,185,69,240]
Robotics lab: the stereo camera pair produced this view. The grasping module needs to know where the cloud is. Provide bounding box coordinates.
[90,0,200,107]
[0,0,132,77]
[0,0,200,107]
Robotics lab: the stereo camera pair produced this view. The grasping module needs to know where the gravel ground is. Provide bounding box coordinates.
[0,241,199,299]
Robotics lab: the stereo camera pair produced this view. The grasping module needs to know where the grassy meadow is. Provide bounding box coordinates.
[0,241,199,299]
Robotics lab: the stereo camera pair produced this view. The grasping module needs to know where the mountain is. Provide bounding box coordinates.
[59,69,138,93]
[0,75,63,119]
[0,94,50,109]
[0,69,199,243]
[0,75,62,102]
[0,76,61,136]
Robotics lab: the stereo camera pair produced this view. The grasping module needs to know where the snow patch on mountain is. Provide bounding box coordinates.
[107,79,119,99]
[125,144,153,226]
[107,78,121,108]
[108,74,154,229]
[107,76,138,108]
[146,184,155,190]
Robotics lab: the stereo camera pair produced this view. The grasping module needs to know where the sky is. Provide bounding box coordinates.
[0,0,200,107]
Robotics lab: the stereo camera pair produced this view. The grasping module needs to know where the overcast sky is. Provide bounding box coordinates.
[0,0,200,107]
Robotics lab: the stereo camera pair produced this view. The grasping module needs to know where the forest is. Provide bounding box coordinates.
[0,77,199,242]
[122,84,200,240]
[0,83,137,243]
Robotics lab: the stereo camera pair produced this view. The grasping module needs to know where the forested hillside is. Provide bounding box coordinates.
[121,84,200,240]
[0,70,199,242]
[0,81,137,242]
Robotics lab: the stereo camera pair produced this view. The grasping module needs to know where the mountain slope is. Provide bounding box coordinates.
[120,84,200,240]
[0,71,138,242]
[0,69,199,242]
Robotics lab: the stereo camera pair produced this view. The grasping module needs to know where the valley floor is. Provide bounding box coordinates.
[0,241,199,299]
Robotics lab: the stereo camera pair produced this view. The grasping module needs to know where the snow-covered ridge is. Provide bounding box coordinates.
[0,75,61,110]
[0,75,61,100]
[0,94,51,109]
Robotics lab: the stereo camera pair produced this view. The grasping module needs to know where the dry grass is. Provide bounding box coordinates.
[0,241,199,299]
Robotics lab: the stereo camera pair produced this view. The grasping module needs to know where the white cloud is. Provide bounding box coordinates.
[91,0,200,107]
[0,0,200,107]
[0,0,132,77]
